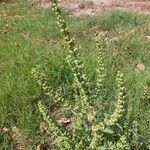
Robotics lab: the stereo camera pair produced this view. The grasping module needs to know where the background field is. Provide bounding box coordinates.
[0,0,150,149]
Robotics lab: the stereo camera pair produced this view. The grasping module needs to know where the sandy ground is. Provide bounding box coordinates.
[38,0,150,15]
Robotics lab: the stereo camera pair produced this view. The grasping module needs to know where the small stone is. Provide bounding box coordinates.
[39,122,46,133]
[135,63,145,71]
[146,36,150,40]
[3,127,9,132]
[36,143,47,150]
[57,117,71,126]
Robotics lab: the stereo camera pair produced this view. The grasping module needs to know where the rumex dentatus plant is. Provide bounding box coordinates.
[32,0,131,149]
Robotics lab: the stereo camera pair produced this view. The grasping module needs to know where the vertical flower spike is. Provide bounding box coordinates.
[31,65,53,97]
[51,0,89,95]
[95,36,105,98]
[104,71,125,126]
[38,101,71,149]
[107,135,130,150]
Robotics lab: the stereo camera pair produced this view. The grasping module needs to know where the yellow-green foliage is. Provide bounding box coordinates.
[51,0,89,95]
[32,0,149,149]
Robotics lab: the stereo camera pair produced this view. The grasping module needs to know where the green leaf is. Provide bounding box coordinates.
[102,128,114,134]
[100,146,107,150]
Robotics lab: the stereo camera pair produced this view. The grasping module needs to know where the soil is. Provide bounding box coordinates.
[38,0,150,16]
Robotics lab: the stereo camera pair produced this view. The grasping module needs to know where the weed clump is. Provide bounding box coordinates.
[32,0,150,149]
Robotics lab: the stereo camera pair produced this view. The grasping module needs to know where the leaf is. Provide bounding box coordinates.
[102,128,114,134]
[100,146,107,150]
[116,123,123,130]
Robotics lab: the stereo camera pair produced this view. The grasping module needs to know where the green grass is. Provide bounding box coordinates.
[0,0,150,149]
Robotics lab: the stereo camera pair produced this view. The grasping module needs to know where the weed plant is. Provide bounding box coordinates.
[0,0,150,149]
[32,0,150,149]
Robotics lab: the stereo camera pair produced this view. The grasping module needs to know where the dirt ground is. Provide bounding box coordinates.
[38,0,150,16]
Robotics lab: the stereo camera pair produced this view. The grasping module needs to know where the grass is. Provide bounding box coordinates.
[0,0,150,149]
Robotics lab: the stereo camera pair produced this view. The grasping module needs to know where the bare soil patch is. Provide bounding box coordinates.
[37,0,150,16]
